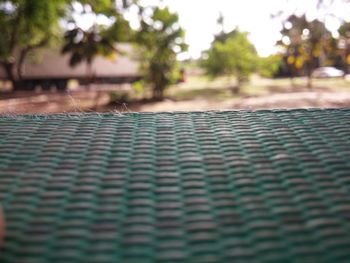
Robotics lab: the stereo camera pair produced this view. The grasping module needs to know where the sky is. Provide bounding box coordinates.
[137,0,350,59]
[76,0,350,59]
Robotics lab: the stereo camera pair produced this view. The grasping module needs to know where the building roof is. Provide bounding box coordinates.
[1,109,350,262]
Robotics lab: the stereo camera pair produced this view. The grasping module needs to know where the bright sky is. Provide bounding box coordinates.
[138,0,350,59]
[75,0,350,59]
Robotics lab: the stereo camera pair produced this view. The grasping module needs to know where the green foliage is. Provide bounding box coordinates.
[62,16,131,68]
[276,14,339,87]
[132,81,144,95]
[0,0,66,56]
[338,22,350,37]
[0,0,67,87]
[338,22,350,73]
[201,29,258,89]
[135,7,187,100]
[0,0,136,88]
[259,55,282,78]
[62,0,133,83]
[102,15,132,43]
[77,0,114,14]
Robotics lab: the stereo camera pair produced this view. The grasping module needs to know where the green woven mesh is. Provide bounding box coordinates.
[1,109,350,263]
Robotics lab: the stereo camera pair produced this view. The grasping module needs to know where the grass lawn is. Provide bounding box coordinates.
[165,74,350,102]
[1,74,350,113]
[100,74,350,112]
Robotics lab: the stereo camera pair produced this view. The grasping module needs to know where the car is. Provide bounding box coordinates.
[312,67,345,78]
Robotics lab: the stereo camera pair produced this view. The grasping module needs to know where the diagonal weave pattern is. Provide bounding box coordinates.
[1,109,350,263]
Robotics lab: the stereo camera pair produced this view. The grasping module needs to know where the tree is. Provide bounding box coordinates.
[201,29,258,93]
[135,7,187,101]
[259,55,282,78]
[61,0,135,110]
[62,27,112,86]
[277,15,335,88]
[273,0,349,87]
[62,0,134,86]
[0,0,67,89]
[338,22,350,74]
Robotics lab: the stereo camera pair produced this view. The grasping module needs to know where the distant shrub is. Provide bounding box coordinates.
[259,55,282,78]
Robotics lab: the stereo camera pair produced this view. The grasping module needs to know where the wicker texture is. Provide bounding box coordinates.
[1,109,350,262]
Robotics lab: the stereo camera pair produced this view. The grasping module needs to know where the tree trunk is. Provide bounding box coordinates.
[86,62,93,90]
[152,86,164,101]
[226,75,234,92]
[290,76,295,88]
[232,75,243,95]
[344,50,350,75]
[1,62,21,90]
[151,71,165,101]
[290,67,297,89]
[17,49,28,81]
[306,62,313,90]
[232,76,242,95]
[307,75,312,90]
[17,39,48,80]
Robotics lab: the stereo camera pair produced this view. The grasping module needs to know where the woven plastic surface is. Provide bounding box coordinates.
[1,109,350,263]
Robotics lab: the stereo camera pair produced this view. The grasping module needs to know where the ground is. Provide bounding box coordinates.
[1,75,350,114]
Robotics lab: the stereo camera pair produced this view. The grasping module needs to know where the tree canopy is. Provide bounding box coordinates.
[0,0,188,97]
[0,0,139,88]
[259,55,282,78]
[0,0,68,88]
[201,29,258,93]
[276,14,345,87]
[62,2,132,68]
[338,22,350,74]
[135,6,187,100]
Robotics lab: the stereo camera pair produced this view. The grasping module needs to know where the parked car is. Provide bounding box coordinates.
[312,67,344,78]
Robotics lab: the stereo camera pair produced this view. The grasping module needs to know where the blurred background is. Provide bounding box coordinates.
[0,0,350,113]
